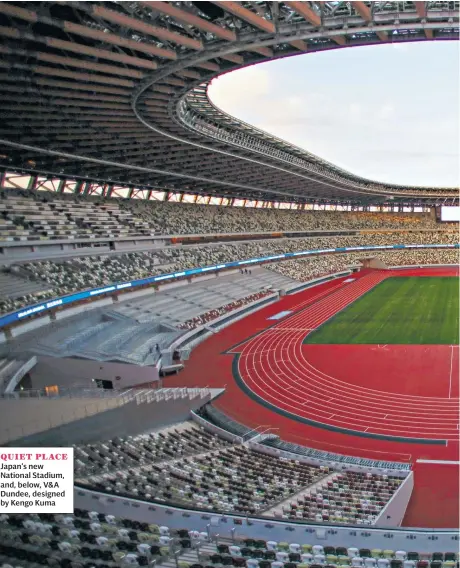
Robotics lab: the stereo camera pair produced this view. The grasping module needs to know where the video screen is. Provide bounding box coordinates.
[440,206,460,222]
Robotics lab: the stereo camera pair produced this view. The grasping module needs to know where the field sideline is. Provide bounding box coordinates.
[304,276,459,345]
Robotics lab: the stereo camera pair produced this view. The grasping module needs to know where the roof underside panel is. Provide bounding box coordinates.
[0,1,458,204]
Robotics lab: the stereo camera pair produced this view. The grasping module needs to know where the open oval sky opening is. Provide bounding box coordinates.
[208,41,459,188]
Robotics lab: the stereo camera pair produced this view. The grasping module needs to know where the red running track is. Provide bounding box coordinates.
[233,270,459,442]
[165,267,460,527]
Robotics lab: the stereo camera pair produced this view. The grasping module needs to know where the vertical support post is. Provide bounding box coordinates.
[28,175,38,191]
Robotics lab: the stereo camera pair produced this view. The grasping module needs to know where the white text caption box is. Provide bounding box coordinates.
[0,448,74,513]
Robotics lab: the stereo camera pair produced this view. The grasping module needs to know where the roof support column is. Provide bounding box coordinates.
[82,182,91,196]
[105,184,114,198]
[27,175,38,191]
[74,180,84,195]
[0,171,6,189]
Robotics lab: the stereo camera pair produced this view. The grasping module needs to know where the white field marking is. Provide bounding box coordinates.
[238,272,459,439]
[329,414,335,419]
[241,317,459,438]
[244,347,291,355]
[260,327,316,331]
[448,345,454,399]
[384,414,388,419]
[241,326,457,429]
[416,459,460,465]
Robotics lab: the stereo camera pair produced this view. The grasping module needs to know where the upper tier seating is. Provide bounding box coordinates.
[0,190,441,242]
[267,249,459,283]
[121,200,440,234]
[0,269,52,302]
[0,231,456,315]
[0,193,151,241]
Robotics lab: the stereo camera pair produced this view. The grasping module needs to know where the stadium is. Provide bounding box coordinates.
[0,0,459,566]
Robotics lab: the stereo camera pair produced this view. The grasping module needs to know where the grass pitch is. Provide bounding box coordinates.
[305,277,459,345]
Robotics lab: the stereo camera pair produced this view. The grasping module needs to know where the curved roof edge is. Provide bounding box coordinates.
[0,1,458,204]
[201,80,458,194]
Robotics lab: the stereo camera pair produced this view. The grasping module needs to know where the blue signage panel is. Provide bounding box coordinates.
[0,243,457,329]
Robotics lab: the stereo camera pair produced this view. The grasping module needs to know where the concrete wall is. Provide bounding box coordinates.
[9,394,210,447]
[191,411,244,444]
[0,396,122,445]
[29,356,159,390]
[10,315,51,337]
[118,287,157,302]
[192,274,219,284]
[4,356,37,393]
[74,488,459,552]
[374,472,414,527]
[55,298,113,321]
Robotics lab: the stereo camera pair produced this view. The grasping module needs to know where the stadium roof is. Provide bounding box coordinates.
[0,1,458,205]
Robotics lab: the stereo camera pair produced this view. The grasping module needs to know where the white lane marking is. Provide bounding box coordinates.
[448,345,454,398]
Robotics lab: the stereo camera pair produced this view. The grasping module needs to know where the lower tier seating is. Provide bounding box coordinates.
[0,509,457,568]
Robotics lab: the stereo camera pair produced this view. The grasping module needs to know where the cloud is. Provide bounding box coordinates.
[208,66,271,111]
[376,104,395,120]
[207,41,459,187]
[349,103,361,116]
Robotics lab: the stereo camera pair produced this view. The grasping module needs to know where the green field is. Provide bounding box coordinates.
[305,277,459,345]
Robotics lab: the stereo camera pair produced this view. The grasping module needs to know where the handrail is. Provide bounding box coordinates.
[241,424,271,441]
[248,427,280,444]
[1,384,124,399]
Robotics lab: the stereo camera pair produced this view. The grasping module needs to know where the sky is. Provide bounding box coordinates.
[208,41,459,188]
